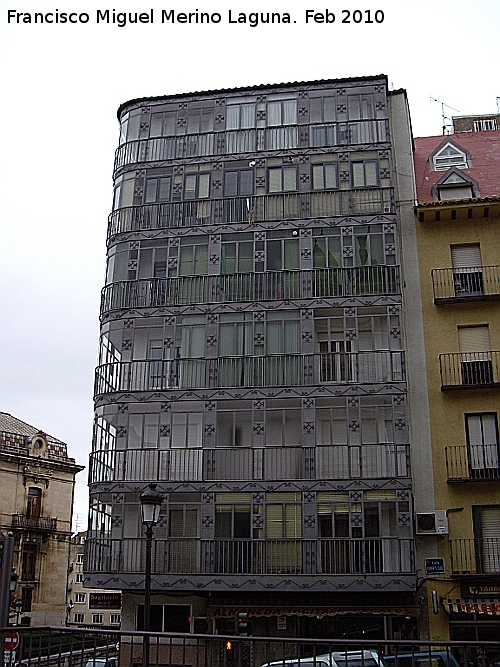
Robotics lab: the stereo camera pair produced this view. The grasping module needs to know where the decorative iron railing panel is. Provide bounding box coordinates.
[114,120,390,170]
[89,444,411,484]
[94,351,405,394]
[108,188,394,235]
[445,445,500,481]
[432,266,500,302]
[11,514,58,531]
[439,351,500,389]
[450,538,500,575]
[101,266,400,313]
[85,537,414,576]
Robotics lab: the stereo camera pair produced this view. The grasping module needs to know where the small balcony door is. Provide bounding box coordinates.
[466,414,499,479]
[458,326,493,385]
[451,244,483,296]
[26,487,42,520]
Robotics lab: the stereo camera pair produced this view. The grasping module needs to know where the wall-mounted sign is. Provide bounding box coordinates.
[425,558,445,574]
[277,616,287,630]
[89,593,122,609]
[461,582,500,599]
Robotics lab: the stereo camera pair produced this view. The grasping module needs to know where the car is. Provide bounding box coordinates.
[384,651,461,667]
[261,650,384,667]
[84,658,118,667]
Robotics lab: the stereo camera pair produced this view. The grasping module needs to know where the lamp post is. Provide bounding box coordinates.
[140,484,163,667]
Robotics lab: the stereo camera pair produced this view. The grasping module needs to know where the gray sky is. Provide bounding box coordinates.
[1,0,499,529]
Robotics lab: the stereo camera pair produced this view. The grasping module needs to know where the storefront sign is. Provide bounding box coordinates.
[461,582,500,598]
[89,593,122,609]
[425,558,445,574]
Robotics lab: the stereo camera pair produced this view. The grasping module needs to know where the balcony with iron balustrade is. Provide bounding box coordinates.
[445,445,500,482]
[89,443,411,485]
[11,513,58,531]
[450,538,500,576]
[432,265,500,304]
[439,351,500,390]
[107,188,394,237]
[94,351,406,395]
[101,266,400,314]
[85,536,414,585]
[114,119,390,171]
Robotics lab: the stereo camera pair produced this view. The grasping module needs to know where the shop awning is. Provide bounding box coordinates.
[210,606,420,618]
[443,599,500,615]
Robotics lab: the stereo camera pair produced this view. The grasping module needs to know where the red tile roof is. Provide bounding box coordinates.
[413,130,500,202]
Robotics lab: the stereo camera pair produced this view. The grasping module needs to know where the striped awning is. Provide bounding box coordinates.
[443,598,500,615]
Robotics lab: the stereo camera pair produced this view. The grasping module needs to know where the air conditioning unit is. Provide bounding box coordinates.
[416,510,449,535]
[192,617,215,634]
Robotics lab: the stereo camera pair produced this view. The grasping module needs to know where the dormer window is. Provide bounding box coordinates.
[430,140,470,171]
[431,167,479,200]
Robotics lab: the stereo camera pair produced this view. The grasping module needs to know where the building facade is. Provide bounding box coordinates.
[68,531,122,628]
[87,76,427,640]
[413,124,500,641]
[0,412,84,626]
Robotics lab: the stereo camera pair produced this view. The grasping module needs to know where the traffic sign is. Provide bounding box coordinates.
[3,631,19,651]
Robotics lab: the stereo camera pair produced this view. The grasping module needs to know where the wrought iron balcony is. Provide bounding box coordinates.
[101,266,400,313]
[108,188,394,236]
[114,120,389,170]
[89,443,411,484]
[94,351,405,395]
[439,351,500,389]
[86,536,414,577]
[432,266,500,303]
[445,445,500,482]
[450,538,500,575]
[11,513,58,531]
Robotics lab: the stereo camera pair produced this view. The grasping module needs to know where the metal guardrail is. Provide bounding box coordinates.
[107,187,394,235]
[431,266,500,302]
[445,445,500,481]
[94,351,406,395]
[11,515,58,531]
[449,537,500,575]
[439,352,500,389]
[101,266,400,312]
[89,444,411,484]
[1,627,499,667]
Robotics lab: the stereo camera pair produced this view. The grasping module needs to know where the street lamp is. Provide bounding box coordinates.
[140,484,163,667]
[14,600,22,626]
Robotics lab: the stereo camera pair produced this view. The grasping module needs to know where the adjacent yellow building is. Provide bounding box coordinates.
[413,121,500,641]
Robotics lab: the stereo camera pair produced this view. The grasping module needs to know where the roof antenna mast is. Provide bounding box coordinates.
[430,96,459,135]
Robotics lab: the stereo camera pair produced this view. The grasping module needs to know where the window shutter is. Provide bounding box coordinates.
[458,326,490,352]
[451,244,481,268]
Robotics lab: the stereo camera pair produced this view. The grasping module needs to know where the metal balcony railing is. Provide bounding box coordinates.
[101,266,400,313]
[450,538,500,575]
[94,351,405,395]
[113,120,390,170]
[11,514,58,531]
[89,443,411,484]
[107,187,394,236]
[85,537,414,576]
[439,351,500,389]
[432,265,500,302]
[445,445,500,481]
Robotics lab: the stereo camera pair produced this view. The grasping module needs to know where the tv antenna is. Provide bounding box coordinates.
[430,96,459,135]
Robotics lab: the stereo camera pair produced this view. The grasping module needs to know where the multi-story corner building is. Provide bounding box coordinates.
[0,412,84,625]
[67,531,122,628]
[413,123,500,641]
[87,76,427,640]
